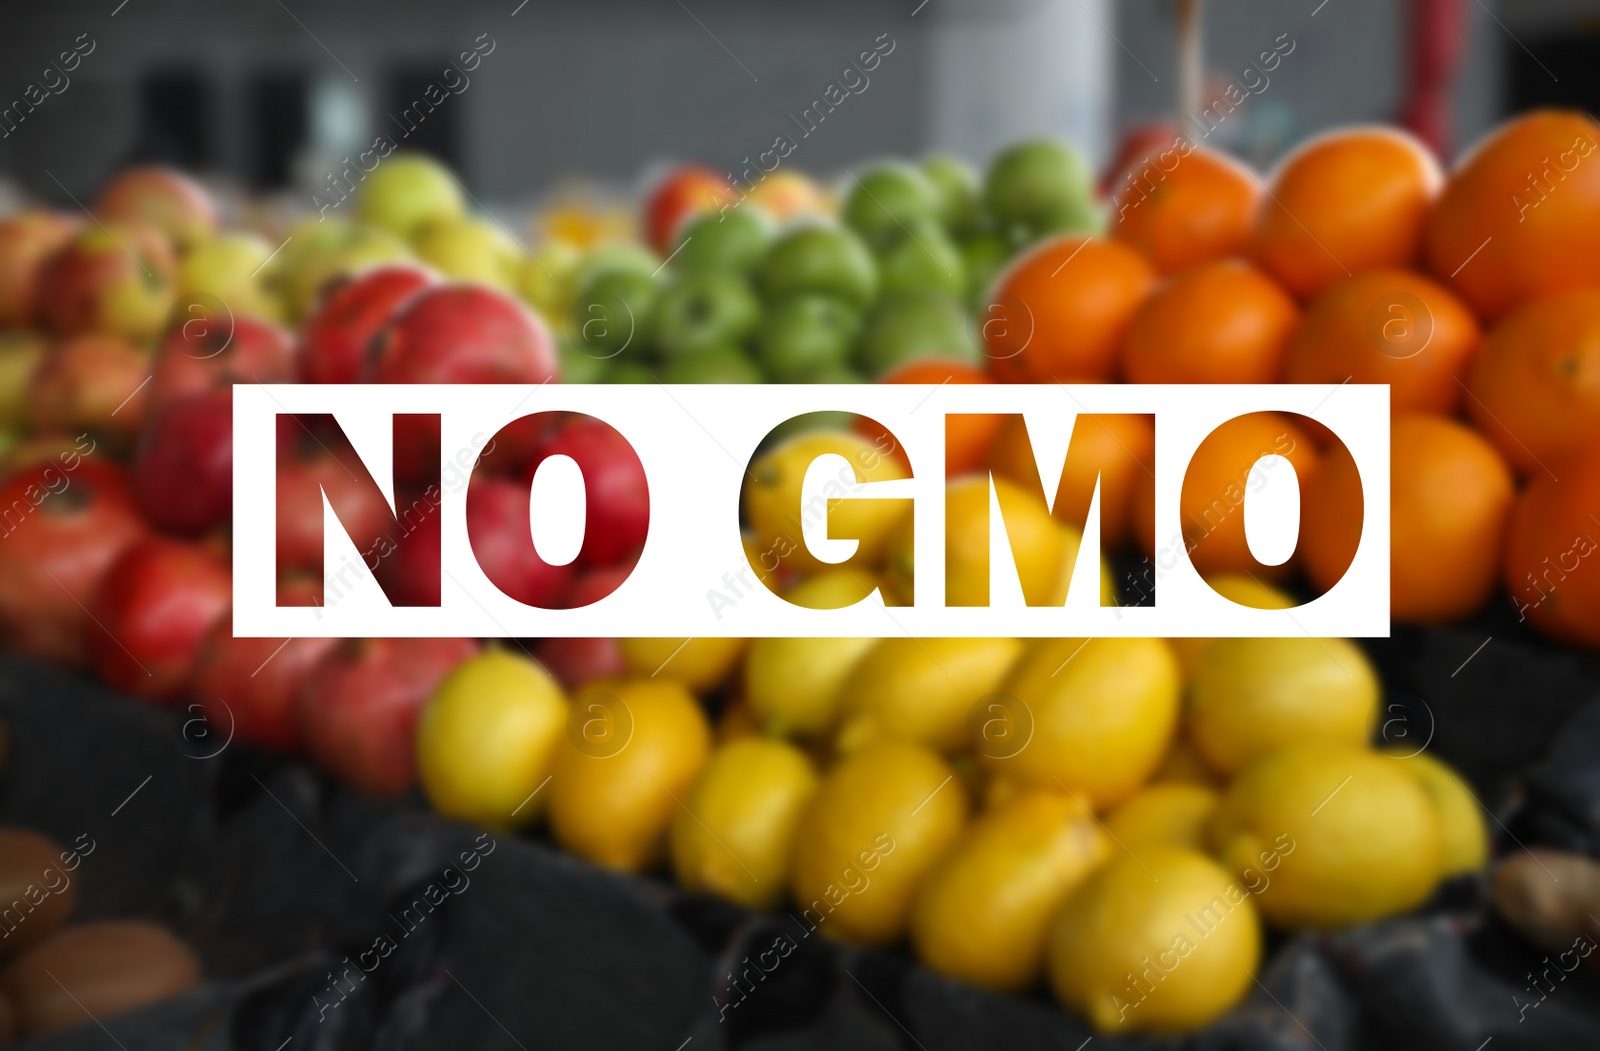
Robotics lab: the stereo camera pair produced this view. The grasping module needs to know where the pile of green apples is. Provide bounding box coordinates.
[563,139,1101,384]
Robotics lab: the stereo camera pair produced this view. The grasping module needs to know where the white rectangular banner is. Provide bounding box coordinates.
[232,383,1389,638]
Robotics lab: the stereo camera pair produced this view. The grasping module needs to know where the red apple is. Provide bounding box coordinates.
[0,457,147,665]
[644,166,732,254]
[0,211,77,327]
[87,537,232,702]
[92,166,218,253]
[368,285,558,482]
[40,221,176,341]
[299,264,435,384]
[275,451,395,575]
[133,389,233,536]
[297,636,478,796]
[533,566,633,690]
[148,313,294,416]
[371,486,442,605]
[531,415,650,568]
[29,335,151,446]
[191,579,335,753]
[466,476,574,608]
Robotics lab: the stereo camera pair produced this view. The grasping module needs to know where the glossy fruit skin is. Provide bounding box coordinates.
[1104,783,1221,855]
[298,265,435,384]
[1504,450,1600,647]
[982,637,1180,810]
[1253,127,1441,300]
[92,165,218,252]
[911,791,1108,992]
[835,637,1023,756]
[192,579,335,753]
[466,476,575,608]
[984,236,1157,383]
[417,649,569,829]
[789,740,969,946]
[354,154,464,240]
[616,636,746,694]
[986,412,1154,551]
[87,537,232,702]
[1284,269,1481,416]
[857,292,977,376]
[40,221,176,341]
[1187,636,1379,777]
[1306,414,1513,623]
[1382,749,1488,877]
[1210,744,1444,929]
[758,226,879,311]
[1111,146,1259,273]
[983,138,1099,241]
[644,166,731,255]
[758,294,861,381]
[0,210,77,327]
[671,207,773,275]
[148,313,295,416]
[531,415,650,568]
[1464,290,1600,477]
[1047,848,1261,1034]
[298,636,479,796]
[843,163,941,247]
[133,390,234,536]
[1121,260,1299,384]
[0,456,146,666]
[670,737,819,909]
[28,335,151,447]
[1425,110,1600,321]
[546,677,713,872]
[940,476,1078,607]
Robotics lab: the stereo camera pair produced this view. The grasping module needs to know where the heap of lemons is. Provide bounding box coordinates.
[411,426,1491,1039]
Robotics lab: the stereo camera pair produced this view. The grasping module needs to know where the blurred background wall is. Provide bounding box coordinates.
[0,0,1593,206]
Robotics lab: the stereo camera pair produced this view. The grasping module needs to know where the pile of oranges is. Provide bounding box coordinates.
[983,109,1600,645]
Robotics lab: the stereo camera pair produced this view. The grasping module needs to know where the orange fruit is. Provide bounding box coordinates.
[1110,146,1260,273]
[1304,414,1514,622]
[1121,260,1299,384]
[986,412,1153,551]
[983,236,1157,383]
[870,359,999,477]
[1254,127,1442,300]
[1425,110,1600,322]
[1504,449,1600,647]
[1132,412,1320,579]
[1464,290,1600,478]
[1283,269,1482,415]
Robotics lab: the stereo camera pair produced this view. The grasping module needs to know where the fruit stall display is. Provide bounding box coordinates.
[0,107,1592,1048]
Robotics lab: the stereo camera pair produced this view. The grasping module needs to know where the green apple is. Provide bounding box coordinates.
[794,363,865,384]
[568,241,662,292]
[177,232,285,322]
[660,347,763,383]
[671,208,773,275]
[875,220,966,299]
[569,268,657,359]
[759,225,878,311]
[856,291,978,377]
[0,331,46,430]
[842,163,940,247]
[959,232,1014,308]
[605,361,656,384]
[757,410,860,453]
[411,215,520,288]
[516,238,582,326]
[651,272,761,359]
[983,139,1099,241]
[756,294,861,381]
[921,156,983,236]
[356,154,465,240]
[557,338,608,383]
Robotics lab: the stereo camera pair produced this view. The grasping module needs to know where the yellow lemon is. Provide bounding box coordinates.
[1168,573,1297,674]
[744,572,881,738]
[671,738,819,909]
[835,637,1024,755]
[743,431,910,577]
[1188,636,1379,777]
[1104,783,1220,855]
[546,678,712,872]
[789,741,968,946]
[416,650,568,829]
[1382,748,1488,877]
[1047,847,1261,1034]
[618,637,747,694]
[911,790,1109,991]
[981,637,1180,810]
[1209,743,1444,929]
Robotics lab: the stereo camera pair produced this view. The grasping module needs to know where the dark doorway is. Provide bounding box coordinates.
[248,72,309,190]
